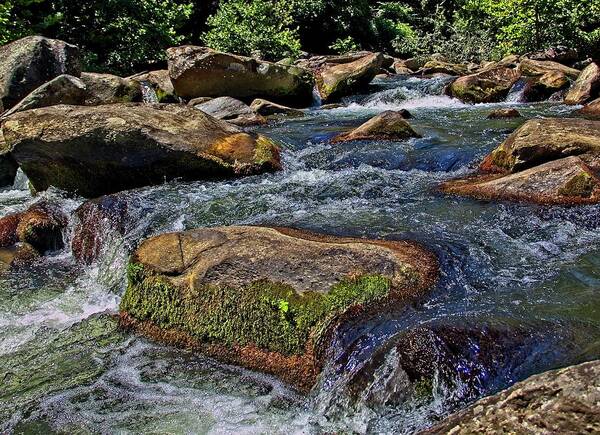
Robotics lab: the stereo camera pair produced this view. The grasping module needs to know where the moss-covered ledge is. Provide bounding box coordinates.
[119,226,438,392]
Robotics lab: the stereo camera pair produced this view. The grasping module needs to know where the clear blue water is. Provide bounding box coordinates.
[1,76,598,434]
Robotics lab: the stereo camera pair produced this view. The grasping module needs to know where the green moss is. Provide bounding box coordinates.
[253,135,278,166]
[559,171,597,197]
[120,262,392,356]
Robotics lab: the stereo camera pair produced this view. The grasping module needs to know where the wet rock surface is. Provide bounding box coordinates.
[193,96,267,126]
[2,104,281,197]
[449,67,521,103]
[316,53,383,102]
[422,360,600,435]
[331,111,420,143]
[119,226,438,392]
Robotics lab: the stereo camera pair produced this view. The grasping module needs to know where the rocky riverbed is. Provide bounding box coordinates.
[1,36,600,434]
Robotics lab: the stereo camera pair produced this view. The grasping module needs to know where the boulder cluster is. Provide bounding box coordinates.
[1,35,599,431]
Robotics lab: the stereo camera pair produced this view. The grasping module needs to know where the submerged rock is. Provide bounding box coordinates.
[564,62,600,105]
[518,58,580,80]
[2,104,281,197]
[448,67,521,103]
[119,226,438,392]
[422,360,600,434]
[167,46,314,106]
[579,98,600,119]
[441,118,600,205]
[331,111,420,143]
[193,96,267,126]
[250,99,304,117]
[316,53,383,103]
[0,36,81,112]
[486,108,522,119]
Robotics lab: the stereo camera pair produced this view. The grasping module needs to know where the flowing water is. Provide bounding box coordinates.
[2,76,599,434]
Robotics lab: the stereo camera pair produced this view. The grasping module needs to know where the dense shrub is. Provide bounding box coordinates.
[203,0,301,61]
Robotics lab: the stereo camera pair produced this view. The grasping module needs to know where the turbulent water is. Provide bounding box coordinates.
[2,76,599,434]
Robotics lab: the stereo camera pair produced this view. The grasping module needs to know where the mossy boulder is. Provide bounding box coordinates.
[193,96,266,126]
[167,46,315,106]
[2,103,281,198]
[0,36,81,112]
[0,74,86,118]
[448,67,521,103]
[518,58,580,80]
[565,62,600,105]
[316,53,383,103]
[442,156,600,205]
[441,118,600,205]
[80,72,142,105]
[119,226,437,392]
[331,111,421,143]
[422,360,600,434]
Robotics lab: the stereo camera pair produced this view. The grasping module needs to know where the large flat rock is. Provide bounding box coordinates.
[2,104,281,197]
[119,226,438,392]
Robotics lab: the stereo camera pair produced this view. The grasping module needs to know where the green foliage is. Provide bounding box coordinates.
[121,262,393,356]
[203,0,301,61]
[329,36,360,54]
[1,0,192,74]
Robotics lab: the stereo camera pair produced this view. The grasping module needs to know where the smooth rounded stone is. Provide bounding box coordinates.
[0,200,67,257]
[487,108,522,119]
[579,98,600,119]
[0,36,81,112]
[167,46,314,106]
[392,60,414,75]
[346,321,551,407]
[295,51,376,70]
[129,70,179,103]
[250,98,304,117]
[421,360,600,435]
[119,226,438,392]
[2,104,281,198]
[448,67,521,103]
[316,53,384,103]
[0,74,86,118]
[331,111,420,143]
[518,58,580,79]
[193,96,267,126]
[441,156,600,205]
[418,60,468,76]
[479,118,600,173]
[565,62,600,105]
[80,72,142,105]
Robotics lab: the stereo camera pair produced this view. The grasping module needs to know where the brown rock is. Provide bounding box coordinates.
[565,62,600,105]
[80,72,142,105]
[419,60,468,76]
[422,360,600,435]
[193,96,267,126]
[579,98,600,119]
[119,226,438,392]
[250,99,304,117]
[518,58,580,79]
[2,104,281,197]
[331,111,420,143]
[487,108,522,119]
[316,53,383,102]
[167,46,314,106]
[449,67,521,103]
[16,201,67,253]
